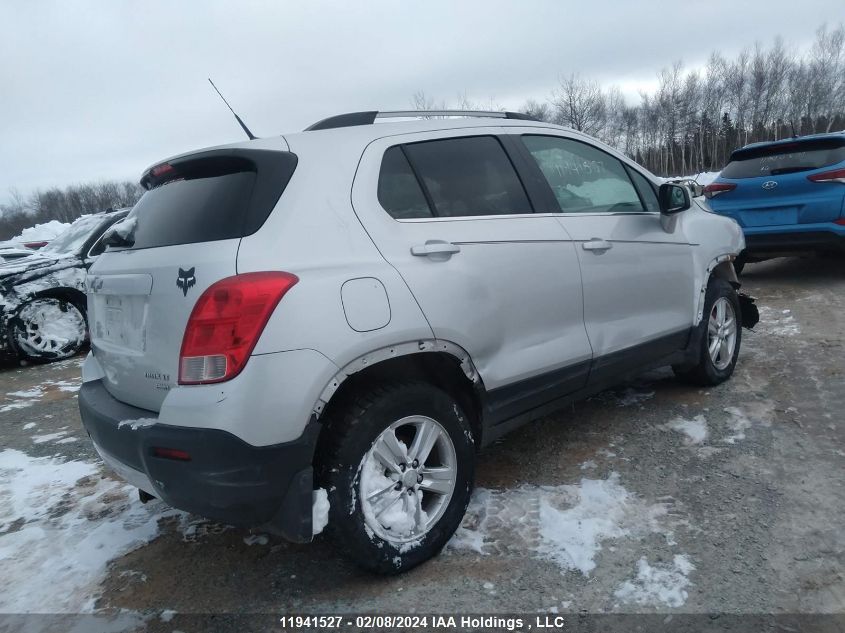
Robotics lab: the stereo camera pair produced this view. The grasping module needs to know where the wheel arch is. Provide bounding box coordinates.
[30,286,88,314]
[314,340,485,449]
[695,255,739,325]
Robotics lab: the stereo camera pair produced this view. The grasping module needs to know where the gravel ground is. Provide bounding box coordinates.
[0,255,842,631]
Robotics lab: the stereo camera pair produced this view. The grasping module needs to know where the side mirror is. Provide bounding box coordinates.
[658,183,691,215]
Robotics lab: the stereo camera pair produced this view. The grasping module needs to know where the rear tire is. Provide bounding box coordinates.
[316,381,475,574]
[11,297,87,362]
[673,278,742,386]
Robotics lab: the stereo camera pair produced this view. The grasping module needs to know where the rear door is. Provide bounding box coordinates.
[87,149,296,412]
[351,130,593,415]
[515,132,695,367]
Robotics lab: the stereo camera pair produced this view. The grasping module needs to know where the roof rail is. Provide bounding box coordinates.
[304,110,537,132]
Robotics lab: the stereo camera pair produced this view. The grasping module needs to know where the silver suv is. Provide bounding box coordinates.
[79,110,756,573]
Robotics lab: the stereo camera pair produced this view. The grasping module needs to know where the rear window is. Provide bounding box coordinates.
[124,151,296,250]
[721,138,845,179]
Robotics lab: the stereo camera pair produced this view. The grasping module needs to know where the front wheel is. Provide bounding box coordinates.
[674,278,742,386]
[11,297,87,362]
[316,382,475,574]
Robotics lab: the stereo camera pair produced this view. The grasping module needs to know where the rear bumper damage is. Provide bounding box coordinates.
[78,378,318,542]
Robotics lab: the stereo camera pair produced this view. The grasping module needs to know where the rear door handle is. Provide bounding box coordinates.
[410,240,461,258]
[582,238,613,252]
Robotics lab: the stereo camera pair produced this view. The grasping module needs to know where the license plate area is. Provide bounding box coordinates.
[93,294,147,352]
[742,207,799,227]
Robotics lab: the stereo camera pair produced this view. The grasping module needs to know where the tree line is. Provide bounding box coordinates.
[418,23,844,177]
[0,181,143,241]
[521,23,844,176]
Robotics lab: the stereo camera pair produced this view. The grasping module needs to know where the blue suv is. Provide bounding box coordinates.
[704,132,845,271]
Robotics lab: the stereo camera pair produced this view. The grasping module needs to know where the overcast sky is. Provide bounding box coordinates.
[1,0,841,205]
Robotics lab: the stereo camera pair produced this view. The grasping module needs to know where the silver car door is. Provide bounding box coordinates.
[351,129,593,414]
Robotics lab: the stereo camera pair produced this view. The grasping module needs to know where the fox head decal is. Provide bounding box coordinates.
[176,267,196,297]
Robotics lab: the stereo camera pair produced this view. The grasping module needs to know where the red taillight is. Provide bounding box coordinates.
[22,241,48,249]
[152,447,192,461]
[178,271,299,385]
[702,182,737,199]
[807,168,845,184]
[835,218,845,226]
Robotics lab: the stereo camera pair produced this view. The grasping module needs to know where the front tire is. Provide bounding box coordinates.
[316,382,475,574]
[673,278,742,386]
[11,297,87,362]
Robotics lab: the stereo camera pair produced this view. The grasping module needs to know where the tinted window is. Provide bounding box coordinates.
[402,136,532,217]
[128,171,255,249]
[125,152,297,250]
[522,135,644,213]
[626,166,660,212]
[378,147,433,219]
[721,138,845,179]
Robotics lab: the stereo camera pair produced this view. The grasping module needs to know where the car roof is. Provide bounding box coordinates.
[142,117,601,176]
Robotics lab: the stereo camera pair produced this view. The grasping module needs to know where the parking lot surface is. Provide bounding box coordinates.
[0,256,843,630]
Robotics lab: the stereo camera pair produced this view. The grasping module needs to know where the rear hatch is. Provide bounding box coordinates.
[88,148,297,412]
[710,137,845,227]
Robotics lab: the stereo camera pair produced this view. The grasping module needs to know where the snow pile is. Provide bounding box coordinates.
[13,220,70,244]
[103,216,137,244]
[312,488,330,536]
[663,172,720,187]
[449,473,675,576]
[665,415,708,445]
[614,555,695,608]
[0,449,173,612]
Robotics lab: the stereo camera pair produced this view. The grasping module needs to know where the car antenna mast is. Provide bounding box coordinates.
[207,78,257,140]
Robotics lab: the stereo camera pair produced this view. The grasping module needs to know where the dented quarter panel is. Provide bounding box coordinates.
[679,199,746,325]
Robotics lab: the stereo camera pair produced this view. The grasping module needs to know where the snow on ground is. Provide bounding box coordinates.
[614,555,695,608]
[449,473,683,579]
[665,415,709,445]
[757,307,800,337]
[0,449,178,613]
[1,374,82,415]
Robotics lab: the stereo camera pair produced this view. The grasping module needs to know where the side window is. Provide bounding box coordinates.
[402,136,532,217]
[377,147,433,219]
[625,166,660,212]
[522,135,644,214]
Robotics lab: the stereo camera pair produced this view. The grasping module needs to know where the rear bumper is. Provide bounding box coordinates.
[741,224,845,257]
[78,379,319,542]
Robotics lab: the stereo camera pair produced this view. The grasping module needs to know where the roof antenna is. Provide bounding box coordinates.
[207,78,256,140]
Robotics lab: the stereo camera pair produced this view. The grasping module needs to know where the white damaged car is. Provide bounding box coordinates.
[0,209,128,362]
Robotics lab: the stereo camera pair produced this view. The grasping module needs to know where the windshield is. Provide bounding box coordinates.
[41,215,104,255]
